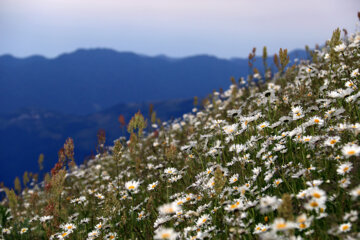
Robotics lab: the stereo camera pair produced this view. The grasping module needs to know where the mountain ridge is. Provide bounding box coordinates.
[0,48,307,115]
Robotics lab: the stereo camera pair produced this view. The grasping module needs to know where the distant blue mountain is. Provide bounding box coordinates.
[0,49,308,115]
[0,99,194,187]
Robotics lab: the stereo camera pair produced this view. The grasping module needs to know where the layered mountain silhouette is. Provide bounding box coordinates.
[0,48,308,186]
[0,49,308,115]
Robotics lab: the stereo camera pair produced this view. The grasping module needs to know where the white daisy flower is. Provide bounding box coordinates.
[310,116,324,126]
[337,162,353,175]
[307,187,327,202]
[164,167,178,175]
[125,180,140,192]
[350,185,360,199]
[105,232,117,240]
[350,68,359,78]
[339,222,351,232]
[271,218,296,231]
[158,202,181,215]
[342,143,360,157]
[58,231,71,239]
[95,193,105,200]
[88,230,100,239]
[257,121,270,130]
[196,214,211,227]
[273,178,283,187]
[223,124,238,135]
[324,136,340,147]
[61,223,76,232]
[339,177,351,188]
[229,174,239,184]
[40,215,53,223]
[334,43,346,52]
[154,228,179,240]
[147,181,159,191]
[2,228,11,234]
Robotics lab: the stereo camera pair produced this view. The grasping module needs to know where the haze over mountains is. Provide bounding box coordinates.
[0,48,308,186]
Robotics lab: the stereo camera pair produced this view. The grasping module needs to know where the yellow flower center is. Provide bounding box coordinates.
[347,150,355,155]
[342,225,349,231]
[344,167,349,172]
[276,223,287,229]
[310,201,318,207]
[202,218,207,223]
[161,233,171,239]
[62,232,68,237]
[299,223,306,229]
[313,193,321,198]
[128,186,135,189]
[330,139,337,144]
[314,119,320,123]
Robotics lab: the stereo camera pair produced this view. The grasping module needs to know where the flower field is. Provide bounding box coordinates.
[1,27,360,239]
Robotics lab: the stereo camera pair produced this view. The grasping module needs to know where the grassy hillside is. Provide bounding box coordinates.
[1,27,360,239]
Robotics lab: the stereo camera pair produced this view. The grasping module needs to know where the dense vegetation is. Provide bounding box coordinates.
[1,25,360,239]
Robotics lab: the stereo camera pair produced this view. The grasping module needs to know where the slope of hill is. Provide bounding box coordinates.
[0,49,307,115]
[1,29,359,239]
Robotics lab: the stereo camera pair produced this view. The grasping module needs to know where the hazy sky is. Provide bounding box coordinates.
[1,0,359,58]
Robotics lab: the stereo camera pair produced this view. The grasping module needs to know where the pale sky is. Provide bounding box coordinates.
[0,0,359,58]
